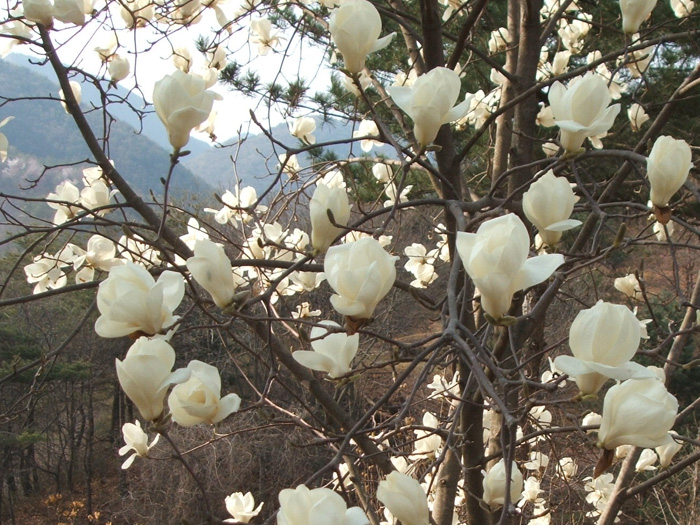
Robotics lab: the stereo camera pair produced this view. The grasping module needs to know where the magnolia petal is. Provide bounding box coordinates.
[386,86,414,116]
[292,350,338,375]
[212,393,242,423]
[443,94,474,124]
[545,219,582,232]
[514,253,564,291]
[345,506,370,525]
[370,32,396,53]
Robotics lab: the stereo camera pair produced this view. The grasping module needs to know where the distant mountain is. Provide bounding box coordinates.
[181,118,392,194]
[0,57,211,206]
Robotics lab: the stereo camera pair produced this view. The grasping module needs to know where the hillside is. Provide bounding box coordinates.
[0,58,210,206]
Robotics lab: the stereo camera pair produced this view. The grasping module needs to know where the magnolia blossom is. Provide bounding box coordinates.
[22,0,54,26]
[290,117,316,144]
[310,177,352,252]
[647,135,692,208]
[671,0,694,17]
[482,460,523,509]
[186,239,246,308]
[120,0,155,28]
[383,181,412,208]
[353,120,382,152]
[584,473,616,518]
[205,186,267,225]
[557,13,592,52]
[328,0,395,74]
[117,234,161,267]
[116,337,190,421]
[119,420,159,469]
[372,163,393,183]
[597,377,678,450]
[488,27,510,53]
[168,360,241,426]
[47,180,81,224]
[656,433,683,467]
[108,54,130,84]
[292,321,359,378]
[0,116,12,162]
[614,273,642,300]
[277,484,369,525]
[377,472,429,525]
[404,243,437,288]
[654,220,674,241]
[24,249,73,294]
[324,237,397,320]
[627,43,655,78]
[224,492,263,524]
[456,214,564,321]
[548,72,620,152]
[249,18,282,55]
[153,70,221,149]
[557,457,578,480]
[69,235,121,283]
[554,301,649,395]
[53,0,93,26]
[388,67,472,146]
[95,262,185,338]
[620,0,657,34]
[523,170,581,246]
[411,412,442,459]
[628,103,649,132]
[635,448,659,472]
[58,81,82,114]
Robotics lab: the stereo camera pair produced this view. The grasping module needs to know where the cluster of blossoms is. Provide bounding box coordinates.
[5,0,697,523]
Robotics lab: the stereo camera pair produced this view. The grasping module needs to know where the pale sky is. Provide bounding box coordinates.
[20,5,333,143]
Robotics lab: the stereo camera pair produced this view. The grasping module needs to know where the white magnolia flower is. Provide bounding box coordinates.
[119,420,159,469]
[116,337,190,421]
[117,235,161,268]
[95,263,185,338]
[22,0,54,27]
[372,163,393,184]
[277,484,369,525]
[614,273,642,300]
[647,135,692,208]
[556,457,578,480]
[411,412,442,459]
[619,0,657,34]
[553,301,651,395]
[47,180,81,224]
[324,237,397,320]
[456,214,564,321]
[670,0,694,17]
[522,170,581,246]
[403,243,437,288]
[205,186,267,225]
[290,117,316,144]
[224,492,263,523]
[635,448,658,472]
[69,235,122,283]
[292,321,359,378]
[548,72,621,152]
[488,27,510,53]
[377,472,429,525]
[353,120,382,152]
[328,0,395,74]
[153,70,221,150]
[482,460,523,509]
[597,377,678,450]
[383,182,412,208]
[186,239,245,308]
[24,249,74,294]
[119,0,155,28]
[168,360,241,426]
[656,433,683,467]
[628,103,649,132]
[108,54,130,84]
[388,67,473,146]
[310,176,352,253]
[249,18,282,55]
